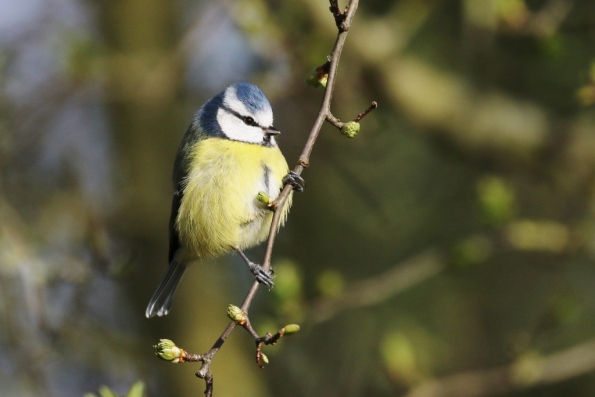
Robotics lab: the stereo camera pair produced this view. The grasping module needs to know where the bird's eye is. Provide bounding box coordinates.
[243,116,256,126]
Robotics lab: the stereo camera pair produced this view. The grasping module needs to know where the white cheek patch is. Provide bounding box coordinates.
[216,107,268,144]
[218,85,276,145]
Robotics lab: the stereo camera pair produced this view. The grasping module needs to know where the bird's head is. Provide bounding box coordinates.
[198,82,280,146]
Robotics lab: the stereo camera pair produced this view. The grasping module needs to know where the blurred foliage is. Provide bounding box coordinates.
[477,175,517,226]
[84,381,146,397]
[1,0,595,396]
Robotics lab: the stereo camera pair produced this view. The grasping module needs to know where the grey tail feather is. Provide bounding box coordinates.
[145,260,187,318]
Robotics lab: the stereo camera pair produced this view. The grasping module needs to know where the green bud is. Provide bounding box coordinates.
[260,353,269,364]
[154,339,181,363]
[283,324,301,335]
[340,122,360,138]
[256,191,271,206]
[227,304,247,324]
[305,66,328,88]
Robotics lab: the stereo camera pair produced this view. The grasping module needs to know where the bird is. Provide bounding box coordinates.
[145,82,303,318]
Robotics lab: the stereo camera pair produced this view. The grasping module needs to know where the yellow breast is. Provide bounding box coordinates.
[176,137,292,259]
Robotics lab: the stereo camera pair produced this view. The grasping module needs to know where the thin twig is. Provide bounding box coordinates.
[354,101,378,122]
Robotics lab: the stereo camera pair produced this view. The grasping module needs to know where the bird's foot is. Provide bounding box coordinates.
[283,171,306,193]
[248,262,275,287]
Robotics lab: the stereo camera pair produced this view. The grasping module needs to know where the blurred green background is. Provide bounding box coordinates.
[2,0,595,396]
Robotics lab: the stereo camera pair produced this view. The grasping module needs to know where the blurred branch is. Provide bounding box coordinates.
[509,0,574,37]
[404,338,595,397]
[310,249,445,325]
[385,57,549,164]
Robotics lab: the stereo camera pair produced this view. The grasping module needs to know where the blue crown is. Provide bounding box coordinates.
[231,82,271,114]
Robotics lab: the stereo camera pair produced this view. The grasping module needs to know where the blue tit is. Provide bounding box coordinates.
[146,82,301,318]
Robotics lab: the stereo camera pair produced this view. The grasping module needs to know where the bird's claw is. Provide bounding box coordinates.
[283,171,306,193]
[248,262,275,287]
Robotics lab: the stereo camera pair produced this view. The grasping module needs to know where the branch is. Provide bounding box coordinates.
[163,2,375,395]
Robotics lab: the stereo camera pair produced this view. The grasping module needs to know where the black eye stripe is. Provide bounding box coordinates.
[220,104,263,128]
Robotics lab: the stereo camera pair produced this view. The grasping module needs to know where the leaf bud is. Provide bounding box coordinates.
[305,62,330,88]
[227,304,247,325]
[260,353,269,365]
[340,121,360,138]
[256,191,271,206]
[282,324,301,335]
[154,339,182,363]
